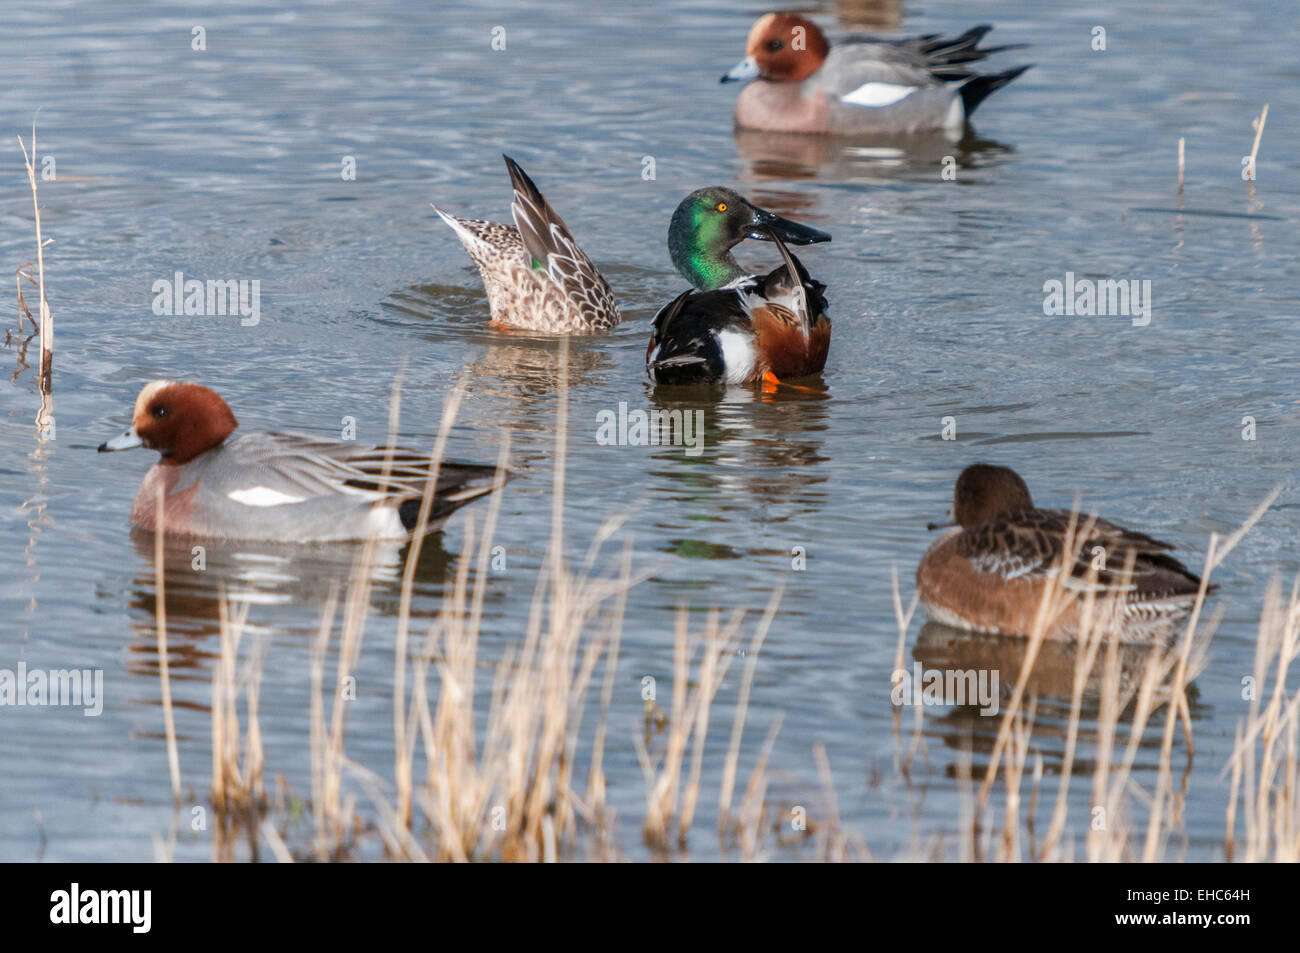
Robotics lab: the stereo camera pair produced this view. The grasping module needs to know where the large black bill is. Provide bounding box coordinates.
[747,207,831,245]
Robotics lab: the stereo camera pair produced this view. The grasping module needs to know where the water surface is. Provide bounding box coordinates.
[1,0,1297,861]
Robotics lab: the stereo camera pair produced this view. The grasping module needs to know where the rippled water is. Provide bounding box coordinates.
[1,0,1296,861]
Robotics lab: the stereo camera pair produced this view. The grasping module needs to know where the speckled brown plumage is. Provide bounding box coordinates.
[434,156,620,334]
[917,464,1209,643]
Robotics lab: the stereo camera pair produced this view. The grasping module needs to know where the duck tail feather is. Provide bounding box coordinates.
[959,64,1032,117]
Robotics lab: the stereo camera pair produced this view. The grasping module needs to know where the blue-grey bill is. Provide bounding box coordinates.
[99,428,143,452]
[721,56,760,83]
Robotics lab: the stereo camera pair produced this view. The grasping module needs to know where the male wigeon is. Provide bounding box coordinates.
[917,465,1210,642]
[98,380,504,542]
[646,187,830,388]
[722,13,1031,135]
[434,155,620,334]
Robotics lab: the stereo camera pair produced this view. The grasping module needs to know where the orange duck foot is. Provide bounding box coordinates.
[761,371,826,395]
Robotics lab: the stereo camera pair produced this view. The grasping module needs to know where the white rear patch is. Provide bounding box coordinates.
[228,486,307,507]
[841,82,916,108]
[367,505,410,540]
[717,328,757,385]
[943,90,966,130]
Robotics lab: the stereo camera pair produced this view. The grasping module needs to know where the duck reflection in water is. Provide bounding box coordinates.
[733,126,1013,184]
[122,528,460,680]
[903,621,1203,780]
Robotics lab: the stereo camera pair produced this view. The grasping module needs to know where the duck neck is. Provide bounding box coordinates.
[676,243,748,291]
[669,220,748,291]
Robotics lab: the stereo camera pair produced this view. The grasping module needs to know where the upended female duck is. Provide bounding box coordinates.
[646,187,831,388]
[434,155,621,334]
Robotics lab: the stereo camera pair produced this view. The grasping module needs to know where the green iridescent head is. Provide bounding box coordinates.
[667,187,831,291]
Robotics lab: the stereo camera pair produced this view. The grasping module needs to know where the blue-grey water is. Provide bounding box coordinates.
[1,0,1296,861]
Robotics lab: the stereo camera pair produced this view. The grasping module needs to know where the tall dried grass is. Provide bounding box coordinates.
[172,362,1289,862]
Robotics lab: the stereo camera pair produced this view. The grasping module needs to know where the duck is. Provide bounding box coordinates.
[916,464,1210,642]
[433,155,620,334]
[722,13,1031,135]
[98,380,504,542]
[646,187,831,388]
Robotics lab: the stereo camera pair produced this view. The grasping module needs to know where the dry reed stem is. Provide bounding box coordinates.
[585,539,634,832]
[393,370,470,830]
[976,508,1095,812]
[261,819,294,863]
[889,566,925,778]
[1223,573,1300,861]
[308,584,341,860]
[1177,137,1185,200]
[640,608,746,852]
[152,482,181,805]
[16,126,52,400]
[210,592,264,842]
[736,713,782,861]
[1248,104,1269,182]
[718,586,781,839]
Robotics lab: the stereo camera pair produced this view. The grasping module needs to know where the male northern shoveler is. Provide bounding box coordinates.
[646,187,830,387]
[434,155,620,334]
[917,464,1210,642]
[722,13,1031,135]
[98,380,505,541]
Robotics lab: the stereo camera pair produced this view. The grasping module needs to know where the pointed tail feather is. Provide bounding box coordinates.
[397,463,510,532]
[959,64,1032,118]
[502,153,574,270]
[919,25,993,57]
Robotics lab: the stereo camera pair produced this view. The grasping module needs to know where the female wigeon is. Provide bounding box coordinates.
[646,187,830,388]
[917,465,1209,642]
[722,13,1031,135]
[98,380,504,542]
[434,155,620,334]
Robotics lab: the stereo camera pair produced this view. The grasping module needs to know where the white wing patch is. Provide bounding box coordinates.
[841,82,916,108]
[228,486,308,507]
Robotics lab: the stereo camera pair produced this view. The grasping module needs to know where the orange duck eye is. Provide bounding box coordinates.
[716,202,727,212]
